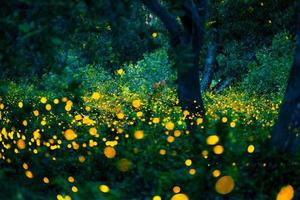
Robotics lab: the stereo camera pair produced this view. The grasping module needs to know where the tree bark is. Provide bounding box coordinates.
[201,40,217,91]
[143,0,206,119]
[271,3,300,153]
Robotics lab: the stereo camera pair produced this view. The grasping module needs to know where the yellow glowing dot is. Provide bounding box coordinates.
[104,146,116,159]
[152,32,158,38]
[153,196,161,200]
[117,158,132,172]
[43,177,49,184]
[33,110,39,116]
[53,98,59,104]
[247,144,255,153]
[92,92,101,100]
[78,156,86,163]
[189,168,196,175]
[117,69,124,76]
[75,114,82,121]
[89,127,97,136]
[64,129,77,141]
[45,104,52,111]
[68,176,75,183]
[18,102,23,108]
[212,170,221,177]
[17,139,26,150]
[99,184,110,193]
[230,122,236,128]
[22,120,28,126]
[171,193,189,200]
[152,117,160,124]
[173,186,181,193]
[72,186,78,193]
[165,122,175,131]
[167,136,175,143]
[136,111,143,117]
[23,163,29,170]
[221,117,228,123]
[134,130,144,140]
[40,97,47,104]
[185,159,192,166]
[174,130,181,137]
[196,118,203,125]
[25,170,34,179]
[116,112,125,119]
[206,135,219,145]
[213,145,224,155]
[276,184,294,200]
[215,176,234,195]
[132,99,141,109]
[159,149,166,155]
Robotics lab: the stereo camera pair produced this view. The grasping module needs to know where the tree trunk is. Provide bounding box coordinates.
[271,4,300,153]
[201,41,217,91]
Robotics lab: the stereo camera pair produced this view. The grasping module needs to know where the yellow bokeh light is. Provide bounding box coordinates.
[165,122,175,131]
[104,146,116,159]
[132,99,141,109]
[171,193,189,200]
[247,144,255,153]
[276,184,294,200]
[99,184,110,193]
[213,145,224,155]
[206,135,219,145]
[215,176,234,195]
[64,129,77,141]
[134,130,144,140]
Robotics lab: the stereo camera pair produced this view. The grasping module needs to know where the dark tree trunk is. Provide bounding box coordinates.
[143,0,206,120]
[271,4,300,153]
[201,40,217,91]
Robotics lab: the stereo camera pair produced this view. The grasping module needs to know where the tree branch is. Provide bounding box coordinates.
[142,0,182,36]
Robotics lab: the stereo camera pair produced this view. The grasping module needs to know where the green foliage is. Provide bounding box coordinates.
[241,32,295,97]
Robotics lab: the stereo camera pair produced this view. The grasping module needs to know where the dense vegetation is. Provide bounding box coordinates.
[0,0,300,199]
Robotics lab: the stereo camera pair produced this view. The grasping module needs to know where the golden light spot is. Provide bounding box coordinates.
[213,145,224,155]
[171,193,189,200]
[276,184,294,200]
[64,129,77,141]
[25,170,34,179]
[99,184,110,193]
[17,139,26,150]
[173,186,181,193]
[45,104,52,111]
[185,159,192,166]
[116,112,125,120]
[117,158,132,172]
[89,127,97,136]
[43,177,49,184]
[230,122,236,128]
[189,168,196,175]
[33,110,39,116]
[104,146,116,158]
[152,32,158,38]
[68,176,75,183]
[247,144,255,153]
[18,102,23,108]
[221,117,228,123]
[53,98,59,104]
[40,97,47,104]
[117,69,124,76]
[78,156,86,163]
[23,163,29,170]
[152,117,160,124]
[134,130,144,140]
[72,186,78,193]
[212,170,221,177]
[132,99,141,109]
[215,176,234,195]
[174,130,181,137]
[159,149,166,155]
[75,114,82,121]
[22,120,28,126]
[167,136,175,143]
[136,111,143,117]
[153,196,161,200]
[196,118,203,125]
[206,135,219,145]
[91,92,101,100]
[165,122,175,131]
